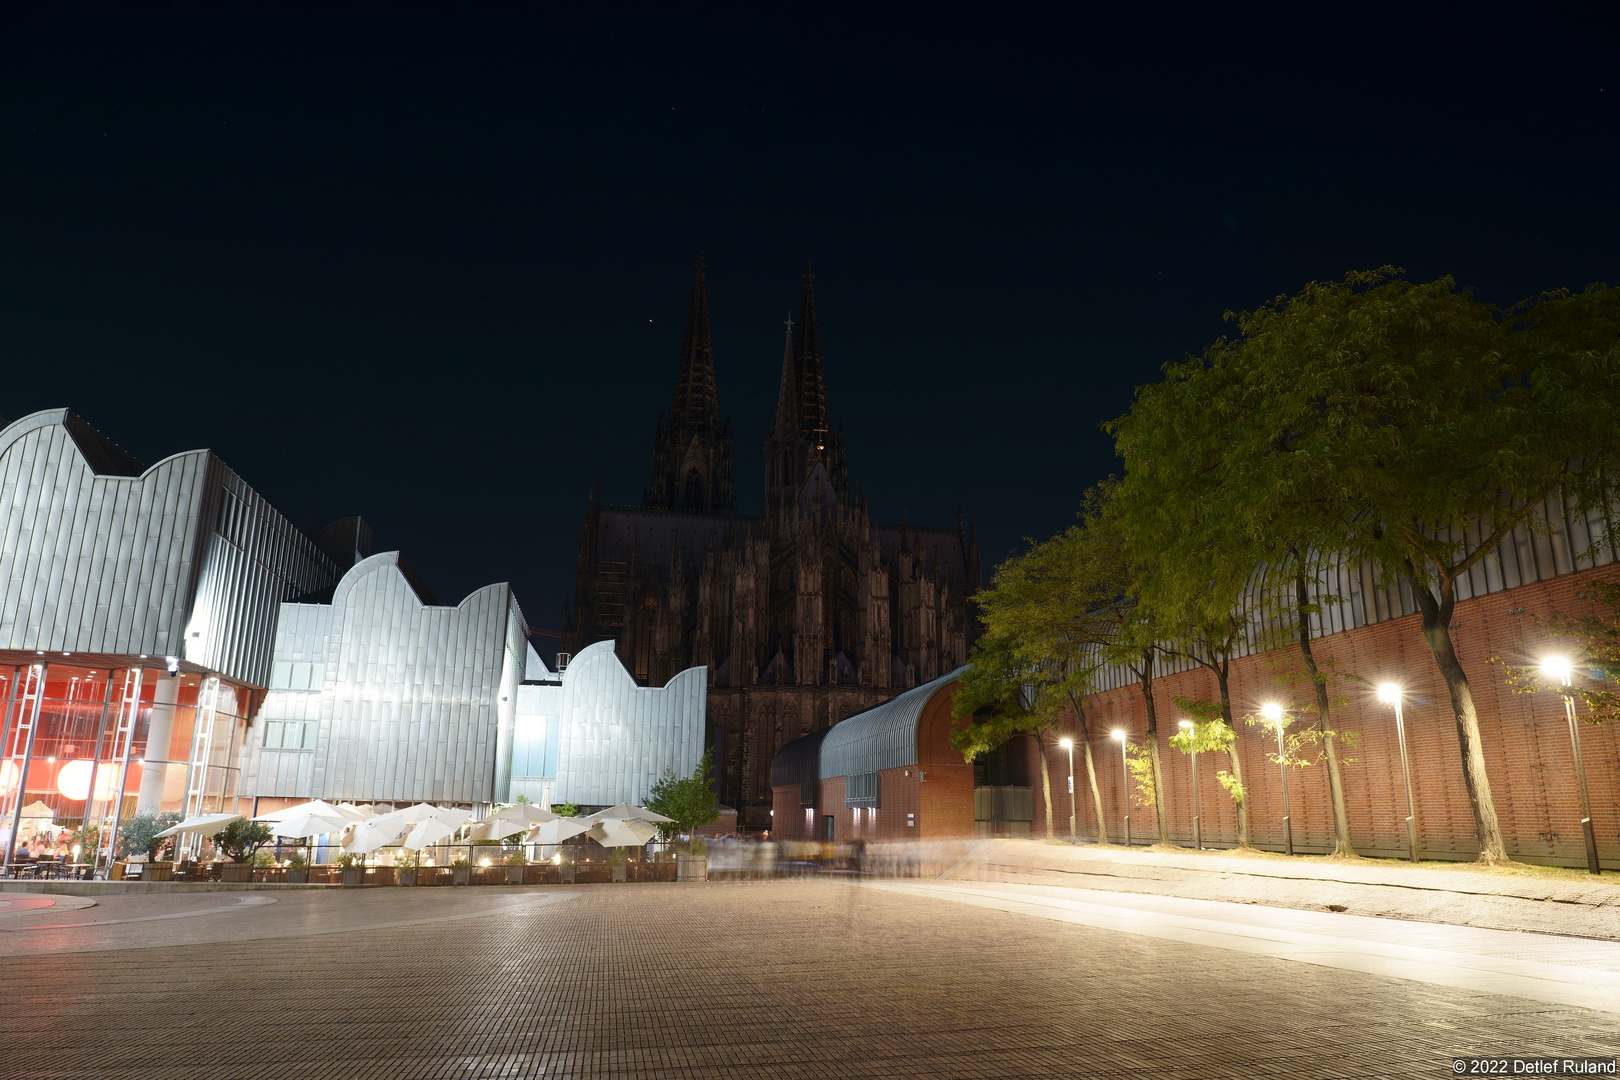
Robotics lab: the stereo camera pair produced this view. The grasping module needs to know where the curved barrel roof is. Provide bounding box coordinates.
[816,667,966,780]
[769,726,829,788]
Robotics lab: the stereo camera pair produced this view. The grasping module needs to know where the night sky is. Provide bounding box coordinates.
[4,7,1617,656]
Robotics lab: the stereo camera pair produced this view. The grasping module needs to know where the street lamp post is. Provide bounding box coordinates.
[1377,683,1419,863]
[1260,703,1292,856]
[1111,730,1130,848]
[1059,737,1076,841]
[1179,719,1201,850]
[1541,658,1602,875]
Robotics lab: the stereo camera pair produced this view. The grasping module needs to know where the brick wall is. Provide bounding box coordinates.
[1016,570,1620,869]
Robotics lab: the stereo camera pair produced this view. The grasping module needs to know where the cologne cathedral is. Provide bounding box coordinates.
[561,261,979,828]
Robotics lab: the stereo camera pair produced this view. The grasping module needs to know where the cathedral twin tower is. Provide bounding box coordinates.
[562,258,977,827]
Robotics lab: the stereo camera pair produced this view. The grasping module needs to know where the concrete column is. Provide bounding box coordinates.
[136,676,181,813]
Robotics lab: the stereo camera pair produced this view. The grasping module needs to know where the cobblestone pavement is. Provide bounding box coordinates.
[0,880,1616,1079]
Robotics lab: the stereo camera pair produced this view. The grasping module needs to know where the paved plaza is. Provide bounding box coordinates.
[1,879,1617,1079]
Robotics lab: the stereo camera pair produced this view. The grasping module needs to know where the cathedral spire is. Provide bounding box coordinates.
[795,263,829,455]
[772,311,798,443]
[669,252,717,434]
[644,254,735,512]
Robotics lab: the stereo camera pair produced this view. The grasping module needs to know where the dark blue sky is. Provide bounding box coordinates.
[4,5,1617,650]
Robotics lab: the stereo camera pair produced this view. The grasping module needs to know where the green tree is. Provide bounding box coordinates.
[646,747,720,853]
[1186,272,1620,863]
[952,512,1123,843]
[214,818,273,864]
[115,810,181,859]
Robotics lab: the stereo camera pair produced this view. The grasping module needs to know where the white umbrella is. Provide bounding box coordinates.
[469,804,557,842]
[344,811,411,854]
[154,813,243,838]
[400,817,459,850]
[395,802,462,823]
[265,809,352,839]
[259,799,367,824]
[585,803,673,824]
[587,818,660,847]
[530,817,591,846]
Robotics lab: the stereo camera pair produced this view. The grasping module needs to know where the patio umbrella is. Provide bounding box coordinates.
[264,808,352,839]
[154,813,243,838]
[587,818,660,847]
[258,799,367,824]
[530,817,591,846]
[344,811,411,853]
[585,803,673,824]
[399,803,471,826]
[399,817,459,851]
[17,800,55,821]
[468,804,557,842]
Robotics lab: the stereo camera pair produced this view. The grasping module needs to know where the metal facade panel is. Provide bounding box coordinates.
[819,667,966,780]
[0,411,341,684]
[242,553,517,805]
[546,640,706,807]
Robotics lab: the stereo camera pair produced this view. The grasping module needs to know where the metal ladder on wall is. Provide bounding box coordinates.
[2,665,46,863]
[178,677,221,861]
[94,668,145,876]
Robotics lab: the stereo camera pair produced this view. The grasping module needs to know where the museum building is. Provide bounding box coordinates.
[0,409,702,858]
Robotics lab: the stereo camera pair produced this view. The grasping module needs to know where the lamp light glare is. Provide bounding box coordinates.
[1260,703,1283,722]
[1178,719,1193,730]
[1110,729,1126,741]
[1376,683,1401,705]
[1059,737,1073,749]
[1540,656,1573,681]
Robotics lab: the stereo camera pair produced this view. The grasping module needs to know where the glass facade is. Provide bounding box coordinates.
[0,663,251,859]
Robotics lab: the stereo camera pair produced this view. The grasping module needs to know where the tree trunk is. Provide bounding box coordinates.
[1407,566,1507,864]
[1213,662,1250,848]
[1072,697,1109,844]
[1140,652,1169,843]
[1295,572,1355,856]
[1036,729,1055,840]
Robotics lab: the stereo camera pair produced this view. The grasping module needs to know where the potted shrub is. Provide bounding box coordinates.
[215,818,273,883]
[647,747,721,883]
[336,852,364,886]
[396,850,418,887]
[505,849,526,885]
[286,851,309,885]
[451,855,471,886]
[115,810,182,881]
[607,846,630,882]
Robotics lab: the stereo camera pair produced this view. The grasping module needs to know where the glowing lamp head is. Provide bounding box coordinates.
[1376,683,1401,705]
[1540,656,1573,681]
[1059,737,1073,749]
[1178,719,1193,730]
[1111,729,1126,741]
[1260,703,1283,723]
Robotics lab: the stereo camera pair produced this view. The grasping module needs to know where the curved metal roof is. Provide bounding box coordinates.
[769,726,829,788]
[818,667,966,780]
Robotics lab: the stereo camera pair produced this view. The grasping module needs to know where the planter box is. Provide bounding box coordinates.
[610,864,628,883]
[452,866,470,886]
[221,863,253,882]
[507,865,525,884]
[576,865,610,884]
[397,869,417,887]
[557,864,576,884]
[110,861,128,881]
[287,869,308,885]
[341,868,362,886]
[676,855,708,882]
[146,862,174,882]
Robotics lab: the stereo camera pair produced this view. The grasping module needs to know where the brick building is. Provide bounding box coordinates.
[771,562,1620,869]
